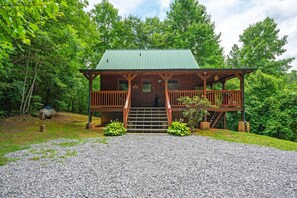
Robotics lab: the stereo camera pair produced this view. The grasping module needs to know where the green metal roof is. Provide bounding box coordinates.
[96,49,199,70]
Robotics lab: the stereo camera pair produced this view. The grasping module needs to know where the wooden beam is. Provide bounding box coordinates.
[159,74,173,81]
[131,74,137,81]
[203,72,207,97]
[235,73,242,80]
[123,74,129,80]
[90,74,99,82]
[159,74,166,81]
[167,74,174,80]
[197,74,204,81]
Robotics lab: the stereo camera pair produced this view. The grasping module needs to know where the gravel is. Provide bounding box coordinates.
[0,134,296,198]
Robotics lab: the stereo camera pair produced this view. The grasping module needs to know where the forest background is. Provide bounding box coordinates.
[1,0,296,141]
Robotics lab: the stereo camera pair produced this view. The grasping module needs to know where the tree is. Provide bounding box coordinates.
[120,15,146,48]
[0,0,60,70]
[90,0,122,55]
[178,96,215,131]
[166,0,225,68]
[227,17,294,76]
[144,17,167,49]
[245,70,297,141]
[226,17,296,141]
[0,0,98,116]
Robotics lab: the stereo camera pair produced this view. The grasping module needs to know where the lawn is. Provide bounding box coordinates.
[1,113,296,165]
[0,112,103,165]
[195,129,297,151]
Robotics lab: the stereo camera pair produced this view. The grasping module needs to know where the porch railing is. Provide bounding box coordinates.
[206,90,242,107]
[91,91,128,108]
[169,90,203,106]
[123,89,131,128]
[165,88,172,125]
[168,90,242,107]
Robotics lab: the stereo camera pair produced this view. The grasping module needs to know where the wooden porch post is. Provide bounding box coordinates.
[203,72,207,122]
[236,73,244,121]
[222,79,227,129]
[159,74,173,125]
[222,79,226,90]
[197,72,208,122]
[84,72,98,129]
[223,113,227,129]
[197,72,208,97]
[123,74,137,127]
[240,73,246,121]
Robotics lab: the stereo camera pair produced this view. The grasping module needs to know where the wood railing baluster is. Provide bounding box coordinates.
[168,90,242,108]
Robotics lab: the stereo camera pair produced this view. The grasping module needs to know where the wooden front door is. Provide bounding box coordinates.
[140,78,154,106]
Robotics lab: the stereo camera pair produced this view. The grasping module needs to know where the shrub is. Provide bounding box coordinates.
[104,120,127,136]
[178,96,216,131]
[167,120,191,136]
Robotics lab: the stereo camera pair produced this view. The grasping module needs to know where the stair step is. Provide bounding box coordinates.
[129,113,167,115]
[130,107,165,109]
[127,128,168,132]
[128,117,167,120]
[128,124,168,127]
[128,120,168,123]
[129,111,166,114]
[128,107,167,133]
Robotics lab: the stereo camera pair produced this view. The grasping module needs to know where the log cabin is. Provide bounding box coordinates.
[79,49,254,132]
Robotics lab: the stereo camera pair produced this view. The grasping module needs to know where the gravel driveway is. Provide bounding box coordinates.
[1,134,296,198]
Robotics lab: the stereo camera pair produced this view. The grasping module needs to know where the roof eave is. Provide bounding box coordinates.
[79,68,256,73]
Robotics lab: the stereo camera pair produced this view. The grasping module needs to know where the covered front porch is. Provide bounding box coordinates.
[80,69,251,130]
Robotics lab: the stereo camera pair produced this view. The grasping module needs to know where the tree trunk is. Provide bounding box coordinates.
[20,62,40,114]
[20,59,30,114]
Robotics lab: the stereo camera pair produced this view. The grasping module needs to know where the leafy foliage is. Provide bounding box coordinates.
[0,0,98,116]
[167,120,191,136]
[227,17,296,142]
[245,71,297,141]
[178,96,215,131]
[166,0,225,68]
[0,0,296,143]
[227,17,294,75]
[103,121,127,136]
[0,0,60,70]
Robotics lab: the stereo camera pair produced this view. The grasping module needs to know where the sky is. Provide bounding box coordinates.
[86,0,297,71]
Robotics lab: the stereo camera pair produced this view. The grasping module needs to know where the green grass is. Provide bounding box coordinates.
[196,129,297,151]
[59,150,78,159]
[56,141,84,147]
[0,112,103,166]
[94,137,109,144]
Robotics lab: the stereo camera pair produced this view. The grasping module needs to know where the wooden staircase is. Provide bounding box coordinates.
[127,107,168,133]
[209,112,225,128]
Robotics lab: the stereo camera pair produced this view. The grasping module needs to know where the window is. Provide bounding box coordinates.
[119,80,128,91]
[142,80,152,92]
[168,80,179,90]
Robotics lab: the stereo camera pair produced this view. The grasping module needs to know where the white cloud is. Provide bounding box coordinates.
[200,0,297,70]
[86,0,146,17]
[157,0,171,19]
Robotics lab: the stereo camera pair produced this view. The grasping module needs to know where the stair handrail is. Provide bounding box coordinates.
[165,87,172,126]
[123,88,131,128]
